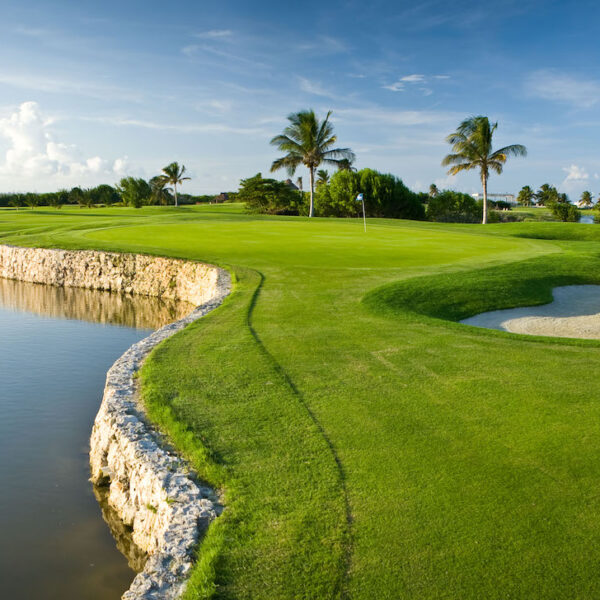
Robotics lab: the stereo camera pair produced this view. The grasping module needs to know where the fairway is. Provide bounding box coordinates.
[5,205,600,599]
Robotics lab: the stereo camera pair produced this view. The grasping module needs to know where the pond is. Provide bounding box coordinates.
[0,277,191,599]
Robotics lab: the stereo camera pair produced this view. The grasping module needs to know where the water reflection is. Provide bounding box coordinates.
[93,485,148,572]
[579,213,595,224]
[0,278,187,599]
[0,277,193,329]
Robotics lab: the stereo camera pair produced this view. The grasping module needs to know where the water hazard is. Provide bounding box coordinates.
[0,278,191,599]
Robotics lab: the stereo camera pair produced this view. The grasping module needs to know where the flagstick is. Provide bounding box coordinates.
[362,197,366,232]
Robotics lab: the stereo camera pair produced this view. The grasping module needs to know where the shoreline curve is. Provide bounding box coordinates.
[0,244,231,599]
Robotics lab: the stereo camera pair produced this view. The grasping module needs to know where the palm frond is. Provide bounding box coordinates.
[490,144,527,160]
[447,163,477,175]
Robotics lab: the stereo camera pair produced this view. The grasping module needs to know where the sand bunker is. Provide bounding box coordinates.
[461,285,600,339]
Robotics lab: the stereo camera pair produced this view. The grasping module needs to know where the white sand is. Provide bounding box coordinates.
[461,285,600,339]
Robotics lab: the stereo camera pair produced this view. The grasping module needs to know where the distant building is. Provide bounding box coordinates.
[471,192,517,205]
[213,192,229,203]
[284,179,299,191]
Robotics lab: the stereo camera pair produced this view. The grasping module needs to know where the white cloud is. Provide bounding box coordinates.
[525,70,600,108]
[382,73,449,93]
[298,77,336,98]
[181,44,199,57]
[336,107,459,127]
[559,164,592,197]
[112,157,130,176]
[0,102,127,184]
[195,99,233,113]
[195,29,233,39]
[182,44,267,69]
[383,82,404,92]
[79,115,267,136]
[0,72,143,102]
[297,35,348,54]
[400,74,425,83]
[563,164,589,181]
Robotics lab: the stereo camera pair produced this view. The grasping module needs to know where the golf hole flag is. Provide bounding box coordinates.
[356,193,366,232]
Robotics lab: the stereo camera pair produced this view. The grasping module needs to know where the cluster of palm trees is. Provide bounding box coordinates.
[270,109,527,224]
[151,162,190,207]
[517,184,597,208]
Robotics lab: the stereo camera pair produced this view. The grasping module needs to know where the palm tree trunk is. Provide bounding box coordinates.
[309,168,315,217]
[174,184,178,207]
[482,173,488,225]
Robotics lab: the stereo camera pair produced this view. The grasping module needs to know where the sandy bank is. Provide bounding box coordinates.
[461,285,600,339]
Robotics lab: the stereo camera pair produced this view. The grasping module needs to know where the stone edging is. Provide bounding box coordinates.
[0,245,231,599]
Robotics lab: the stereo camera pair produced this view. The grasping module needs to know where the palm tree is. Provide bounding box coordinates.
[150,176,173,206]
[580,190,593,208]
[442,116,527,224]
[517,185,534,206]
[428,183,439,198]
[270,110,355,217]
[316,169,330,187]
[337,158,356,172]
[158,162,190,207]
[535,183,558,206]
[295,176,304,204]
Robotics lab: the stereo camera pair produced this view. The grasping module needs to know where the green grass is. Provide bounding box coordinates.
[511,206,557,221]
[4,205,600,598]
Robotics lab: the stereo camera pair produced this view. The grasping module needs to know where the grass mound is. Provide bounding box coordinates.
[363,253,600,323]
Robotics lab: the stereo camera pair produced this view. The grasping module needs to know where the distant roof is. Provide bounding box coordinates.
[284,179,299,190]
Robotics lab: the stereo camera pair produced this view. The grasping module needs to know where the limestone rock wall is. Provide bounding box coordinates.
[0,244,221,306]
[0,244,231,600]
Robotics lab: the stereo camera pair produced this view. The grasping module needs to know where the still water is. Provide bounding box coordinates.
[0,278,191,599]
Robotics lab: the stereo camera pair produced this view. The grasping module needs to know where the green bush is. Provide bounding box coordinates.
[315,168,424,219]
[426,190,482,222]
[116,177,152,208]
[549,201,579,222]
[239,173,304,215]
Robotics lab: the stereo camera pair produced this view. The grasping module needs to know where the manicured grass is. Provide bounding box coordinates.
[511,206,557,221]
[4,205,600,598]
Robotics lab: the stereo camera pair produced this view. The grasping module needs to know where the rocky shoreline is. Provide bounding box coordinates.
[0,245,231,599]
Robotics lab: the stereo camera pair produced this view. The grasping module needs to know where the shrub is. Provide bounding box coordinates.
[315,168,425,220]
[239,173,304,215]
[427,190,482,223]
[549,201,579,222]
[116,177,152,208]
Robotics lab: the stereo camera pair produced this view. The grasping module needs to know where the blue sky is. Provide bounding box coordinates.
[1,0,599,197]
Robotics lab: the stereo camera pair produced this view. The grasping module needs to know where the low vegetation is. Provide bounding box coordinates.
[315,168,424,219]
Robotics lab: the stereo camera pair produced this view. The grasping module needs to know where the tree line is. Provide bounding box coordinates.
[516,184,597,222]
[267,109,527,225]
[518,184,597,208]
[2,162,235,209]
[239,169,426,220]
